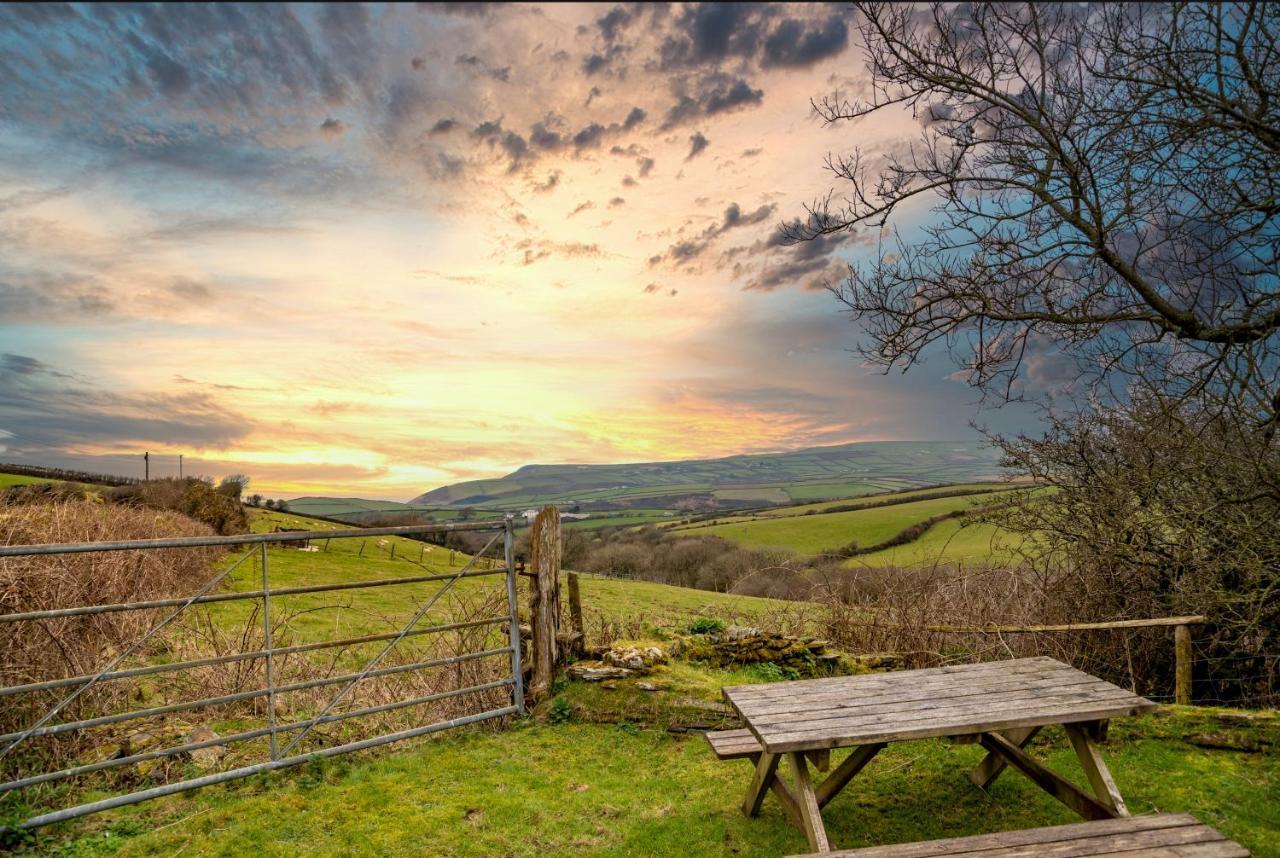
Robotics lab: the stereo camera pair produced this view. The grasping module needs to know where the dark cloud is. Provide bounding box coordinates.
[741,147,762,157]
[661,74,764,129]
[319,117,348,136]
[572,122,606,149]
[622,106,647,130]
[608,196,625,208]
[638,157,655,177]
[654,201,776,266]
[686,132,709,160]
[597,6,635,43]
[582,53,610,76]
[621,175,638,187]
[429,117,458,135]
[0,354,252,453]
[514,238,603,265]
[762,14,849,68]
[744,227,861,291]
[567,200,595,218]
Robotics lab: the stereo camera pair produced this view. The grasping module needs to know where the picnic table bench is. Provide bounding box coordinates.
[710,656,1161,854]
[786,814,1250,857]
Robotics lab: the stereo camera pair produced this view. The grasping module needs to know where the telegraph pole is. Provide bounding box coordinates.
[179,454,183,479]
[144,451,149,481]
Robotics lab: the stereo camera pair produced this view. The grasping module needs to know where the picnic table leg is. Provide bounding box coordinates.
[742,752,803,827]
[969,726,1041,789]
[1065,723,1129,817]
[787,752,831,854]
[742,752,781,817]
[816,743,884,809]
[976,732,1117,821]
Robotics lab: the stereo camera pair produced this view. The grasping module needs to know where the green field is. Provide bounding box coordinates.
[675,492,1016,557]
[0,472,100,491]
[229,509,795,639]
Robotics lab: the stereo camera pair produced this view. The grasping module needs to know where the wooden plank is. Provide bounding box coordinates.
[726,658,1065,703]
[977,732,1118,821]
[706,728,761,760]
[735,671,1116,721]
[970,726,1040,789]
[742,682,1139,732]
[788,752,830,854]
[807,749,831,772]
[784,814,1221,858]
[742,751,780,817]
[752,689,1141,748]
[816,743,884,809]
[1065,724,1129,817]
[754,699,1154,753]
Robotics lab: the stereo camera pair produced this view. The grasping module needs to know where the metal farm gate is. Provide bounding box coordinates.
[0,518,525,830]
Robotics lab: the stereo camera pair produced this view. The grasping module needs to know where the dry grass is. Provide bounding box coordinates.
[0,500,221,743]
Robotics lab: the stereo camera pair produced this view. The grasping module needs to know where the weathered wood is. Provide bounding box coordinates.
[528,505,561,702]
[787,752,830,854]
[969,726,1040,789]
[1176,623,1194,705]
[784,814,1250,858]
[706,728,762,760]
[909,614,1207,634]
[977,731,1118,821]
[742,751,780,817]
[1065,723,1129,816]
[815,743,883,809]
[723,658,1155,754]
[566,571,585,657]
[806,749,830,772]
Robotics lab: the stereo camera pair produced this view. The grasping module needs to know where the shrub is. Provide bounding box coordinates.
[106,478,247,535]
[688,617,725,635]
[547,697,572,724]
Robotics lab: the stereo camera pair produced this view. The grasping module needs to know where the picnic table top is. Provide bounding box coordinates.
[723,656,1157,754]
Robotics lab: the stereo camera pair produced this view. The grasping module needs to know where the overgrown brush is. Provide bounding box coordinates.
[0,499,221,753]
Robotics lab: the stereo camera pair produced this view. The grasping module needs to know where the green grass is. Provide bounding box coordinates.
[678,493,1015,556]
[845,518,1026,569]
[41,703,1280,857]
[0,473,100,491]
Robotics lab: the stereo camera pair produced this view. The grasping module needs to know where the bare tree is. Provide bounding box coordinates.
[792,2,1280,703]
[792,2,1279,420]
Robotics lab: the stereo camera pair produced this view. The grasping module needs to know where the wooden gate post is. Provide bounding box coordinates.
[529,505,562,702]
[1175,623,1193,705]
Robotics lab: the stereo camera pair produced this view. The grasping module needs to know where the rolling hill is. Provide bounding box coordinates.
[411,440,1004,511]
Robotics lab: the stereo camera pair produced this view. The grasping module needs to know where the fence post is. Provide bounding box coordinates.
[529,505,561,702]
[1175,623,1193,705]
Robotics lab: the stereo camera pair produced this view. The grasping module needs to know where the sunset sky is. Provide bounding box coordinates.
[0,3,1036,500]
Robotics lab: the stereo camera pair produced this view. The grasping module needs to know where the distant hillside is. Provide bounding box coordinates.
[411,440,1004,511]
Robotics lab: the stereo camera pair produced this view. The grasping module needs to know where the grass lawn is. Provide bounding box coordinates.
[0,473,101,491]
[680,493,1014,556]
[40,701,1279,857]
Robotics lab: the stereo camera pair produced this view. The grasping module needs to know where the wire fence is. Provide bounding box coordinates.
[0,518,525,831]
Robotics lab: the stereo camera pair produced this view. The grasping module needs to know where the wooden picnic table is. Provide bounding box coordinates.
[720,656,1158,854]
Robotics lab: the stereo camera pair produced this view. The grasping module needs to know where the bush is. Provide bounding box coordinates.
[0,499,221,751]
[547,697,572,724]
[106,478,248,535]
[688,617,725,635]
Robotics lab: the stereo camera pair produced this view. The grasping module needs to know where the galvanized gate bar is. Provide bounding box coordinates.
[0,567,505,624]
[0,545,258,764]
[0,647,513,743]
[1,678,517,795]
[0,616,508,698]
[504,515,526,714]
[0,520,509,556]
[279,531,503,756]
[1,517,526,831]
[18,705,520,830]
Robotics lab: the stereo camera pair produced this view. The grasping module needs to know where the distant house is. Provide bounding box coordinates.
[523,508,589,521]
